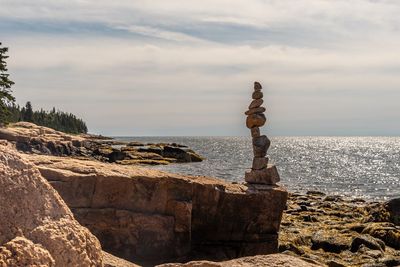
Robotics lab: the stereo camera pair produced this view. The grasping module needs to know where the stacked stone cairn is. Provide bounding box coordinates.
[245,81,280,185]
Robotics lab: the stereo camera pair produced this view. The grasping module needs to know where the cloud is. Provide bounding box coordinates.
[1,0,400,135]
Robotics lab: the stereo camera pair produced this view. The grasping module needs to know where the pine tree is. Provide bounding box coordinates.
[0,42,15,125]
[23,101,33,122]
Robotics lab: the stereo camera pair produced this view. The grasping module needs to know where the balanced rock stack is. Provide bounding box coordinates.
[245,81,280,185]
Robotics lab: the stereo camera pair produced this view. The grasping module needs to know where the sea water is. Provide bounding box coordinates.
[115,136,400,200]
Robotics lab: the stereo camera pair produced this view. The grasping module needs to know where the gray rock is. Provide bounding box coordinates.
[245,164,280,185]
[350,234,385,252]
[252,135,271,157]
[252,157,269,170]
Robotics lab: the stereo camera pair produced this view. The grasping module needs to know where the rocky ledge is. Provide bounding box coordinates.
[0,122,203,165]
[21,152,287,265]
[280,191,400,267]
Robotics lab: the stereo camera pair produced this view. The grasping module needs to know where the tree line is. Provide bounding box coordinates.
[8,102,88,134]
[0,42,88,134]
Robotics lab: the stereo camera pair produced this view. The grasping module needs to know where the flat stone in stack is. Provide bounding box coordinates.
[244,81,280,185]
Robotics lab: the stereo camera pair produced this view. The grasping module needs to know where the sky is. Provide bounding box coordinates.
[1,0,400,136]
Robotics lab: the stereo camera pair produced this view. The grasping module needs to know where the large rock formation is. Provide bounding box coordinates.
[23,152,288,265]
[0,141,104,266]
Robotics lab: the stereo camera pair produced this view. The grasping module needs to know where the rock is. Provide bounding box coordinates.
[252,91,263,100]
[311,231,350,253]
[0,142,103,266]
[127,141,145,147]
[0,236,55,267]
[23,152,287,264]
[249,99,263,109]
[350,234,386,252]
[251,127,260,137]
[327,260,346,267]
[246,113,267,128]
[158,254,322,267]
[254,81,262,91]
[362,223,400,249]
[252,157,269,170]
[386,198,400,225]
[245,107,266,115]
[245,164,280,184]
[103,251,139,267]
[252,135,271,157]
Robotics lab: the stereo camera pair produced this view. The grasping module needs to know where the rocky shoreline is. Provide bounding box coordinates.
[280,191,400,267]
[0,123,399,267]
[0,122,204,165]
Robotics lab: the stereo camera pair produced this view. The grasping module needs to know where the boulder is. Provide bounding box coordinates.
[311,231,350,253]
[350,234,385,252]
[0,142,103,266]
[362,223,400,249]
[386,198,400,225]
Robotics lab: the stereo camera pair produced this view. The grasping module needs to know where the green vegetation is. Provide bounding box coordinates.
[0,42,88,134]
[0,42,15,125]
[8,102,88,134]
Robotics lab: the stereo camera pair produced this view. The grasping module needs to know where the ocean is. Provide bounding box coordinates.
[115,136,400,201]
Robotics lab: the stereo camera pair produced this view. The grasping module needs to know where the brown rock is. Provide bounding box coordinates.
[245,107,266,116]
[246,114,266,128]
[249,99,263,109]
[23,152,288,264]
[252,91,263,99]
[252,157,269,170]
[245,164,280,185]
[158,254,321,267]
[0,142,103,266]
[0,237,55,267]
[254,81,262,91]
[251,127,260,138]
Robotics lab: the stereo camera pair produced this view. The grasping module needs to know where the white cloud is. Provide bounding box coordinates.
[1,0,400,135]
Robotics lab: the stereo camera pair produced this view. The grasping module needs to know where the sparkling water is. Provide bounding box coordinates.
[115,136,400,200]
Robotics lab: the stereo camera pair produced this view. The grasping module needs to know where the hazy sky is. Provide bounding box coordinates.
[1,0,400,136]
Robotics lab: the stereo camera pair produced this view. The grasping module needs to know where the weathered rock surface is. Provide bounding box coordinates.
[0,122,204,166]
[23,153,288,265]
[279,192,400,266]
[158,254,322,267]
[0,236,55,267]
[0,141,104,266]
